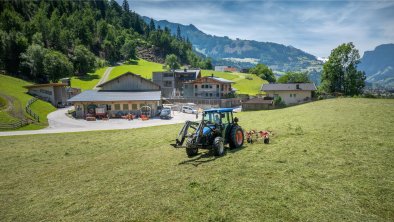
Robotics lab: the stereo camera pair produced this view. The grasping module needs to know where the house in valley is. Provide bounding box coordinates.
[183,75,235,99]
[68,72,161,119]
[261,83,317,105]
[152,69,201,98]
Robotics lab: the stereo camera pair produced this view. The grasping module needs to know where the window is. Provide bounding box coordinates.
[194,85,197,89]
[114,104,121,110]
[217,84,219,88]
[195,93,198,97]
[290,94,292,97]
[202,85,205,88]
[209,85,212,88]
[205,93,208,97]
[123,104,129,110]
[294,94,296,98]
[132,104,137,110]
[164,81,172,87]
[209,93,212,97]
[107,105,112,110]
[216,93,219,97]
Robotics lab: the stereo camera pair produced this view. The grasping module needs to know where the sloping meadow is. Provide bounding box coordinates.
[0,98,393,221]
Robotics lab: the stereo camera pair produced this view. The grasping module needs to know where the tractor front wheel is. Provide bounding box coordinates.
[186,138,198,157]
[230,126,244,149]
[213,137,225,156]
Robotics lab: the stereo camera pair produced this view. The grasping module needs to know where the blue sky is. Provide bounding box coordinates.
[126,0,394,57]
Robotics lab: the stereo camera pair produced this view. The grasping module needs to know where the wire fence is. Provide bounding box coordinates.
[0,119,29,130]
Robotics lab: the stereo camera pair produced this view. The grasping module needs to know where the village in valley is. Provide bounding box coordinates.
[0,0,393,221]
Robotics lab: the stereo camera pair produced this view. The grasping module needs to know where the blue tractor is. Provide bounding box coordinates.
[174,108,244,157]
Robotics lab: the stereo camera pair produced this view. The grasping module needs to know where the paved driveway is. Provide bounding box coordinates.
[0,107,201,137]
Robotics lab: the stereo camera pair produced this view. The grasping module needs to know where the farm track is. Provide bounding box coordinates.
[93,67,114,89]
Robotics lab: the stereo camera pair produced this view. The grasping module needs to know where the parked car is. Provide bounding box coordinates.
[181,106,197,114]
[160,108,172,119]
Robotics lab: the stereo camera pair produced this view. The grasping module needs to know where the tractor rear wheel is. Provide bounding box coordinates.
[230,126,244,149]
[213,137,225,156]
[186,137,198,157]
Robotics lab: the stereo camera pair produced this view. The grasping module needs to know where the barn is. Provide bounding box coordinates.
[68,72,161,119]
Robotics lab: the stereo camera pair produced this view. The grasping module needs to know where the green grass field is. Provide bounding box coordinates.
[1,98,393,221]
[202,70,266,95]
[0,75,56,130]
[109,59,164,80]
[70,67,108,91]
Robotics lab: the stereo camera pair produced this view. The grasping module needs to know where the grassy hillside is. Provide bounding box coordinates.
[0,75,56,130]
[1,98,393,221]
[202,70,266,95]
[70,67,108,91]
[109,59,164,80]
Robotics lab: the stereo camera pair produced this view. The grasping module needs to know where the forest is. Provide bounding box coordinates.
[0,0,211,83]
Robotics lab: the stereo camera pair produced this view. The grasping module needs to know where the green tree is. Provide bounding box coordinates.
[122,0,129,12]
[149,18,155,32]
[72,45,96,75]
[249,63,276,82]
[165,54,180,70]
[20,44,47,79]
[278,71,310,83]
[43,50,73,82]
[120,39,136,61]
[176,25,182,40]
[321,42,366,96]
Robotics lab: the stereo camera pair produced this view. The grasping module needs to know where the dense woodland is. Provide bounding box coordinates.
[0,0,212,83]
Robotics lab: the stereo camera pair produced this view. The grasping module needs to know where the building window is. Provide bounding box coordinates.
[209,93,212,97]
[123,104,129,110]
[164,81,172,87]
[294,94,296,97]
[202,85,205,88]
[216,93,219,97]
[107,105,112,110]
[114,104,121,110]
[132,104,137,110]
[195,93,198,97]
[194,85,197,89]
[209,85,212,88]
[205,93,208,97]
[217,85,219,88]
[290,94,292,97]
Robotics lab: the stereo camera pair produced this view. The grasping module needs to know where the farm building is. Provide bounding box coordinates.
[152,69,201,98]
[68,72,161,119]
[183,75,235,99]
[242,98,274,111]
[261,83,317,105]
[24,83,68,107]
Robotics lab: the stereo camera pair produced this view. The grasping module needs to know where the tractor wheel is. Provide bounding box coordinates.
[230,126,244,149]
[186,138,198,157]
[213,137,225,156]
[264,138,270,144]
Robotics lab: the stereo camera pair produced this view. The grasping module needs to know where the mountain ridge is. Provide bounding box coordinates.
[142,17,322,71]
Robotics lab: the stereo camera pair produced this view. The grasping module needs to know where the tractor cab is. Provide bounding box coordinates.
[174,108,244,157]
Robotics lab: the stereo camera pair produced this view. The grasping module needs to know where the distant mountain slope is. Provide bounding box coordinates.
[358,44,394,88]
[143,17,321,71]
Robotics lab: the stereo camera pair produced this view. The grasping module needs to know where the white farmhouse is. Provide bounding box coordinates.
[261,83,317,105]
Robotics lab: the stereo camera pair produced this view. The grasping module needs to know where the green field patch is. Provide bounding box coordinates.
[0,98,393,220]
[71,67,108,91]
[109,59,164,80]
[0,74,56,129]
